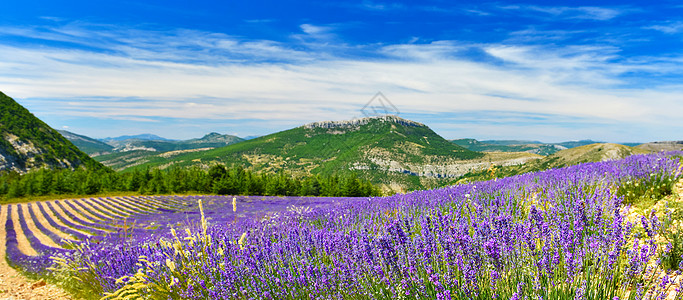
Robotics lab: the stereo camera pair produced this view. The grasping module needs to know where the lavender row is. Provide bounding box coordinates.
[104,197,154,215]
[56,153,682,299]
[15,204,69,256]
[67,200,121,225]
[44,202,102,237]
[34,202,90,241]
[26,203,72,247]
[53,201,114,234]
[4,205,60,273]
[88,198,132,218]
[95,198,144,216]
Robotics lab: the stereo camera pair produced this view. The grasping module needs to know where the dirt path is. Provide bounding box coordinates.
[0,205,71,300]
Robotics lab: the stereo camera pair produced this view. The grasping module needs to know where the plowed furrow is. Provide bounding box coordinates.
[65,200,108,223]
[28,203,76,241]
[52,201,113,234]
[19,204,61,249]
[41,202,93,237]
[9,205,38,256]
[85,199,129,219]
[114,197,156,214]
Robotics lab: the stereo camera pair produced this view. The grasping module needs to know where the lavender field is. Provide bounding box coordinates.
[3,152,683,299]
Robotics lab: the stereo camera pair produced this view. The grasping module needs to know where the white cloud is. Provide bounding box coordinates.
[358,1,406,11]
[0,23,681,141]
[499,5,624,21]
[645,21,683,34]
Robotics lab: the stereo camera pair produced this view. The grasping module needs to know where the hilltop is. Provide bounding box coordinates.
[100,115,538,191]
[0,92,106,173]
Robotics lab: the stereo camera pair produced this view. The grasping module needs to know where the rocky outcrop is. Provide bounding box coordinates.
[303,115,424,129]
[0,91,105,173]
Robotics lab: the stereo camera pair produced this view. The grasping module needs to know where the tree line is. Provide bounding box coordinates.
[0,165,382,200]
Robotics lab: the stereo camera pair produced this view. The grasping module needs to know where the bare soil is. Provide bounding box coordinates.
[0,205,71,300]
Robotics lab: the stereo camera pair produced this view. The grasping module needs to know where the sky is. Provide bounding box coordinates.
[1,1,682,143]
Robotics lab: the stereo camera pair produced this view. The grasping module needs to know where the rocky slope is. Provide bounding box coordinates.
[117,115,539,191]
[0,92,105,173]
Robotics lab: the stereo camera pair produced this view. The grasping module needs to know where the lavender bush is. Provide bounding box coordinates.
[45,153,683,299]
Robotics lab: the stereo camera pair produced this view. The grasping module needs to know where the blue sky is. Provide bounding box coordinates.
[1,1,682,142]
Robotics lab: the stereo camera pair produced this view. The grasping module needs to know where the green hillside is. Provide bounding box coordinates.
[0,91,107,173]
[114,116,490,191]
[457,143,651,183]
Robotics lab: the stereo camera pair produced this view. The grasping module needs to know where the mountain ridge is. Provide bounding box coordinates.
[456,142,651,183]
[0,91,106,173]
[450,138,633,156]
[100,134,174,142]
[100,115,542,191]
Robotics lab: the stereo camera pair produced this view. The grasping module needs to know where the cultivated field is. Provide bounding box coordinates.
[1,153,683,299]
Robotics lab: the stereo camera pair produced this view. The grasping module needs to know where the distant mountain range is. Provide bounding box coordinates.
[456,143,652,183]
[0,92,105,173]
[100,134,175,142]
[57,115,682,192]
[57,130,115,156]
[59,131,244,157]
[62,116,540,191]
[4,86,675,192]
[450,138,635,155]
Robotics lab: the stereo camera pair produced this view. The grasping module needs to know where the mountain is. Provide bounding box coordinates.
[58,132,245,170]
[457,143,650,183]
[112,115,540,191]
[57,130,114,156]
[186,132,244,146]
[452,139,606,156]
[451,139,566,155]
[554,140,603,148]
[101,134,174,143]
[94,132,243,152]
[635,141,683,152]
[531,143,649,169]
[0,91,106,173]
[480,140,544,146]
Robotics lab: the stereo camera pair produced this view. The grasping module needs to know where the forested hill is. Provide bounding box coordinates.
[0,91,106,173]
[119,115,504,192]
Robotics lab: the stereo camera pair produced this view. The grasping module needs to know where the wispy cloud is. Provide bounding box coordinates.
[499,5,625,21]
[357,1,406,11]
[645,21,683,34]
[0,21,681,141]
